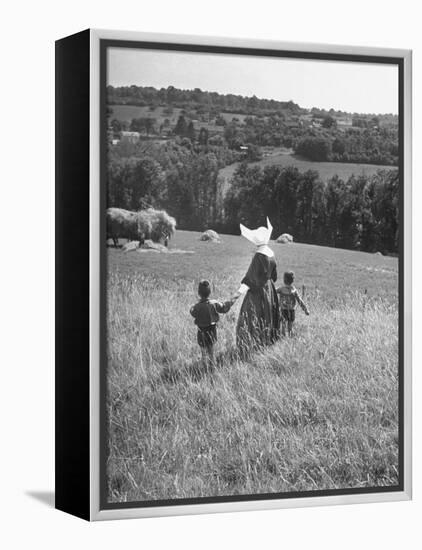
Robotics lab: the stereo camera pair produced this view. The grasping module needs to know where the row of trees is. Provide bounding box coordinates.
[107,85,303,116]
[224,164,399,253]
[107,137,399,254]
[108,140,238,229]
[294,133,398,166]
[108,85,398,124]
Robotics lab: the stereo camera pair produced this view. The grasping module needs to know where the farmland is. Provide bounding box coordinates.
[110,103,250,124]
[219,150,397,190]
[106,231,399,503]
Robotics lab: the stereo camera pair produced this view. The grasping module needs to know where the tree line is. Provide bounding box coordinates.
[107,140,399,254]
[294,134,398,166]
[224,164,399,253]
[108,140,237,229]
[107,85,398,123]
[107,85,303,116]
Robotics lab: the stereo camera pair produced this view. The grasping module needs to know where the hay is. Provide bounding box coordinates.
[107,207,176,246]
[120,239,194,255]
[139,208,176,242]
[139,239,168,252]
[276,233,294,244]
[200,229,220,242]
[121,240,140,252]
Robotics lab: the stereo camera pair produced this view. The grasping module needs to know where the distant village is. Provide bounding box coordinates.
[107,85,398,167]
[108,110,381,147]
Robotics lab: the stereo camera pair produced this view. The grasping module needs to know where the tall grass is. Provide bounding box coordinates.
[106,272,398,503]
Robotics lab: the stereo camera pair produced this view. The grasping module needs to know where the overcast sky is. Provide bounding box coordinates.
[107,47,398,115]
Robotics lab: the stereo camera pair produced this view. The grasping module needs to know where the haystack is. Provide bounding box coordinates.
[139,208,176,242]
[200,229,220,242]
[139,239,168,252]
[121,240,140,252]
[276,233,294,244]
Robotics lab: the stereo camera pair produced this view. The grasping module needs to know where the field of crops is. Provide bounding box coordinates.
[106,230,399,503]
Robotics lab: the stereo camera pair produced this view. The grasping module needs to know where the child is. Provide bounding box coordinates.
[276,271,309,337]
[190,280,237,365]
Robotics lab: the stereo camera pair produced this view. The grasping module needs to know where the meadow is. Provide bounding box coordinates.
[109,104,184,126]
[218,151,397,187]
[106,231,399,503]
[109,104,246,127]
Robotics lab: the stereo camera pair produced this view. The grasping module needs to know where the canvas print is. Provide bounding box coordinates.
[103,44,401,506]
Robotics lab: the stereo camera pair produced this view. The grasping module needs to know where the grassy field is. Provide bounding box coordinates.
[109,104,248,126]
[218,152,397,192]
[109,104,184,126]
[106,231,399,503]
[219,112,249,123]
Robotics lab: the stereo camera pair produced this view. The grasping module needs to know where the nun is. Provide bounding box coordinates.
[234,217,280,354]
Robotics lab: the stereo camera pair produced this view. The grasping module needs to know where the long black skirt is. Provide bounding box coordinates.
[236,280,280,354]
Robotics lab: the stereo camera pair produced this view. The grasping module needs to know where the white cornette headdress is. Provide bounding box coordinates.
[240,217,273,246]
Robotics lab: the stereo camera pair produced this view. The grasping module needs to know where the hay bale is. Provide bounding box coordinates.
[139,239,168,252]
[276,233,294,244]
[200,229,220,242]
[121,240,140,252]
[106,207,140,246]
[138,208,176,242]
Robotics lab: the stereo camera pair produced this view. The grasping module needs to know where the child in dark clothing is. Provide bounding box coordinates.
[190,280,237,364]
[276,271,309,337]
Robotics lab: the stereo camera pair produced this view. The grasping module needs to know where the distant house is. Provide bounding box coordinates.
[120,131,141,143]
[285,117,301,129]
[337,117,353,127]
[111,139,120,146]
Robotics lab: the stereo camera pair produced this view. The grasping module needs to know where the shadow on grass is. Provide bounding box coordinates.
[160,347,240,384]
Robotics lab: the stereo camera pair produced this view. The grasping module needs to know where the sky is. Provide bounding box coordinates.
[107,47,398,115]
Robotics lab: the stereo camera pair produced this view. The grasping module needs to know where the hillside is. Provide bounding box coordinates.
[108,84,399,166]
[106,230,399,502]
[107,230,398,302]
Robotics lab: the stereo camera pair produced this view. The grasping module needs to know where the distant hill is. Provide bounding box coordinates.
[107,84,305,117]
[107,84,399,121]
[107,85,398,167]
